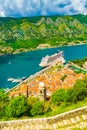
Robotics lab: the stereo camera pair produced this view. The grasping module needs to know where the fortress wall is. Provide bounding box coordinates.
[0,106,87,130]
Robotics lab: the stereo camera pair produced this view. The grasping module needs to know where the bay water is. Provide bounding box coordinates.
[0,44,87,89]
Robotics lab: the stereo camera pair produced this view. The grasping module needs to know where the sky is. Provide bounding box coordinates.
[0,0,87,17]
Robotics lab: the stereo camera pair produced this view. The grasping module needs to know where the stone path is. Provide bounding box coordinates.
[1,113,87,130]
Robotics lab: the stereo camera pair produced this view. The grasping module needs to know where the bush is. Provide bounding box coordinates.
[73,80,87,101]
[66,79,87,103]
[83,77,87,86]
[27,97,39,106]
[0,90,9,119]
[6,95,31,118]
[30,100,44,116]
[0,104,7,119]
[0,89,9,103]
[61,74,67,81]
[65,88,77,103]
[51,89,67,105]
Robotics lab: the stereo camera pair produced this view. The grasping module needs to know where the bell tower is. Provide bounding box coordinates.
[38,81,46,101]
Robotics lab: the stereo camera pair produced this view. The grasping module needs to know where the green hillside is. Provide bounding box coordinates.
[0,14,87,54]
[72,14,87,24]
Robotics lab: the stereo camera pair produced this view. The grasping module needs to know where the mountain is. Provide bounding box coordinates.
[0,14,87,54]
[72,14,87,24]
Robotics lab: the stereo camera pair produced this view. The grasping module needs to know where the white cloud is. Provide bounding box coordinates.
[71,0,87,14]
[0,0,87,17]
[0,0,6,16]
[0,12,5,17]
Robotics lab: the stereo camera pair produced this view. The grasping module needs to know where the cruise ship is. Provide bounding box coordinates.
[39,50,65,67]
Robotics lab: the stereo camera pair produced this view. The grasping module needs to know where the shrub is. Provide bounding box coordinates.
[65,88,77,103]
[73,80,87,101]
[6,95,31,118]
[0,90,9,119]
[30,100,44,116]
[61,74,67,81]
[0,89,9,103]
[66,79,87,103]
[27,97,39,106]
[51,88,67,105]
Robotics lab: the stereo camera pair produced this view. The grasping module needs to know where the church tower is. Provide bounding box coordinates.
[38,81,46,101]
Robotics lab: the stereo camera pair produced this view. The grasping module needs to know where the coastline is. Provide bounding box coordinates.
[26,42,87,54]
[0,42,87,56]
[1,41,87,90]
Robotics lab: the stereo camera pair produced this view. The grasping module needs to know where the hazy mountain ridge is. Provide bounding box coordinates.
[0,14,87,54]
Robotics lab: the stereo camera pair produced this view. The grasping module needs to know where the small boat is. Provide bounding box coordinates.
[12,79,22,83]
[7,78,14,81]
[7,77,26,83]
[21,77,27,81]
[39,50,65,68]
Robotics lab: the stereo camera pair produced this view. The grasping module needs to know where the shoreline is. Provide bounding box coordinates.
[26,42,87,52]
[0,42,87,56]
[0,41,87,91]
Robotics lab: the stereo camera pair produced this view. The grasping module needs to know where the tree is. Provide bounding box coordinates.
[73,79,87,101]
[0,103,7,119]
[27,97,39,106]
[0,89,9,119]
[30,100,44,116]
[61,74,67,81]
[0,89,9,103]
[51,88,67,105]
[83,77,87,87]
[6,95,31,118]
[66,79,87,103]
[65,88,77,103]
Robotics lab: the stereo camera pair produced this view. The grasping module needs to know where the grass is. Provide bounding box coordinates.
[52,98,87,115]
[32,98,87,118]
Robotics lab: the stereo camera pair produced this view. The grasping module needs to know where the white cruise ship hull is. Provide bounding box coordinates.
[39,51,65,67]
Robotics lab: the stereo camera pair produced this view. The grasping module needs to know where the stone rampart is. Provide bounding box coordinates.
[0,106,87,130]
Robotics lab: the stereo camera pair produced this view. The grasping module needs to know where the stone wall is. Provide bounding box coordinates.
[0,106,87,130]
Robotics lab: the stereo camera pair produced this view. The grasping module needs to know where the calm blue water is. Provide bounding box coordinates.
[0,44,87,89]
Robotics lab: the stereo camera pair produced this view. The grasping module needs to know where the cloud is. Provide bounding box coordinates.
[0,0,87,17]
[0,0,5,17]
[0,12,5,17]
[71,0,87,15]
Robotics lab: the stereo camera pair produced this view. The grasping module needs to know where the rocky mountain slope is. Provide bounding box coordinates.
[0,14,87,54]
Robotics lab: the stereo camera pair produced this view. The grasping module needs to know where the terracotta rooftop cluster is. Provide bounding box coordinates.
[9,66,86,98]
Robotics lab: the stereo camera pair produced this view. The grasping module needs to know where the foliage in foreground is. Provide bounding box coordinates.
[51,78,87,105]
[0,77,87,120]
[6,96,31,118]
[30,100,44,116]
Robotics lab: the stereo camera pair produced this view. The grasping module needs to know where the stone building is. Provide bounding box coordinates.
[38,81,46,101]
